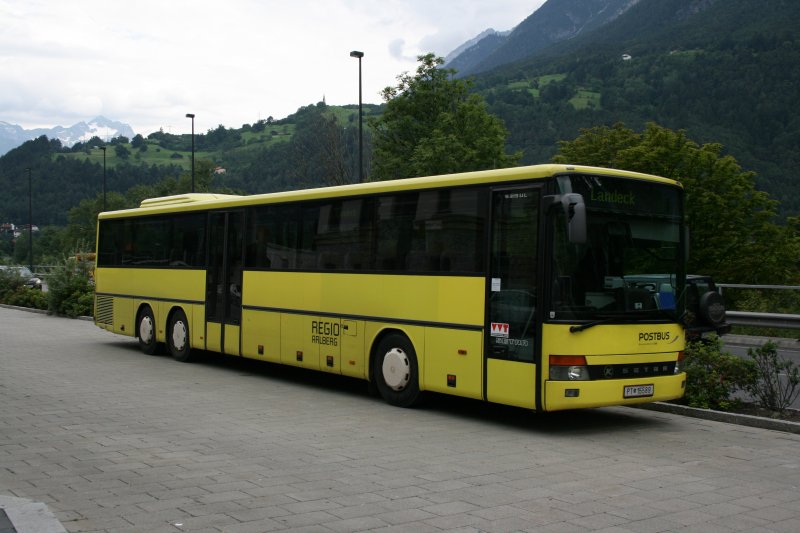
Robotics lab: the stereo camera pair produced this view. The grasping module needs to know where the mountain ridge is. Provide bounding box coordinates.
[0,116,135,155]
[447,0,642,77]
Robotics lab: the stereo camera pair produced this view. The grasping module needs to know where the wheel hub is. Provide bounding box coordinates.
[140,316,154,343]
[172,320,187,351]
[382,347,410,391]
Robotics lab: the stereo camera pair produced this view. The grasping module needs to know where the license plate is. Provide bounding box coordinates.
[624,384,654,398]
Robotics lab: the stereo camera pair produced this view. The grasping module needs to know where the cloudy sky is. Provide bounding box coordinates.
[0,0,546,137]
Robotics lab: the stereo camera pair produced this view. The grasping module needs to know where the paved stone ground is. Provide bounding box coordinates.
[1,306,800,533]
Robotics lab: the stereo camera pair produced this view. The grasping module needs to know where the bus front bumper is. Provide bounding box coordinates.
[544,373,686,412]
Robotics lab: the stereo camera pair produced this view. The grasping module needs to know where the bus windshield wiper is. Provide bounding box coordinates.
[569,317,619,333]
[569,310,676,333]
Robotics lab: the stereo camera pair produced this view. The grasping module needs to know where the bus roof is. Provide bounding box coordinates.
[98,164,681,219]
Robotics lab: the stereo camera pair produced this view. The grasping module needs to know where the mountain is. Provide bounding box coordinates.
[444,29,511,74]
[0,116,135,155]
[447,0,641,77]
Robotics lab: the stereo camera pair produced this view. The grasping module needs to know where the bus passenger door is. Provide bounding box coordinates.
[486,186,540,409]
[206,211,244,355]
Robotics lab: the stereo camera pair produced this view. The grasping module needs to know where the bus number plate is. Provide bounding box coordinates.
[624,384,654,398]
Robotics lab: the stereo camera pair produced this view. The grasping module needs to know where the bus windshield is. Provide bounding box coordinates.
[550,174,684,322]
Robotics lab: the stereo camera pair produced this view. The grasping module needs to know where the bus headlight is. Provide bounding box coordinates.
[567,365,588,380]
[549,355,590,381]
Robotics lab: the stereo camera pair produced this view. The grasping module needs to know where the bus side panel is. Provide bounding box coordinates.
[96,267,206,345]
[191,304,204,350]
[113,296,134,337]
[241,309,281,362]
[313,316,341,374]
[340,320,366,379]
[245,271,484,390]
[280,314,305,368]
[486,359,536,409]
[97,268,206,303]
[424,328,483,399]
[247,272,485,328]
[157,301,175,344]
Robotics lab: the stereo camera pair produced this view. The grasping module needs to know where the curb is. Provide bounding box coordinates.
[0,303,93,321]
[634,402,800,434]
[0,495,66,533]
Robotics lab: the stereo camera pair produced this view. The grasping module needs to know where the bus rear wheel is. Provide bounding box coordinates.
[373,333,421,408]
[137,306,161,355]
[167,309,194,362]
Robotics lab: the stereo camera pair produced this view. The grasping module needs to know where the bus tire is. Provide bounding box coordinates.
[137,306,161,355]
[372,333,421,408]
[167,309,194,362]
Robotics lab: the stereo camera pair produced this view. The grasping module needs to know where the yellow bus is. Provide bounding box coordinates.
[94,164,687,411]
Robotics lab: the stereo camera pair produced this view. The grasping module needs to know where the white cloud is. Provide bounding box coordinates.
[0,0,544,135]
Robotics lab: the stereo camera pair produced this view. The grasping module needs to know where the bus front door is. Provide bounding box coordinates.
[486,186,539,409]
[206,211,244,355]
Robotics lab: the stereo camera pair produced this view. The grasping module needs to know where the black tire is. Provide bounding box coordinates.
[699,291,726,326]
[372,333,421,407]
[137,306,161,355]
[167,309,194,362]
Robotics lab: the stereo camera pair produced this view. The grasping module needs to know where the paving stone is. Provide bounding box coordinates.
[2,307,800,533]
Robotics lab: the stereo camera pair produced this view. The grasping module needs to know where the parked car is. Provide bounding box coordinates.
[0,265,47,291]
[0,265,34,278]
[24,274,47,291]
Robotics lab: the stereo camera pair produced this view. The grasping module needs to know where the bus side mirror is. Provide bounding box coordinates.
[562,193,586,244]
[544,193,587,244]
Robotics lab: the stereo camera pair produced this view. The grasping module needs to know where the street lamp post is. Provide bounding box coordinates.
[26,167,32,272]
[100,145,107,211]
[349,50,364,183]
[186,113,195,193]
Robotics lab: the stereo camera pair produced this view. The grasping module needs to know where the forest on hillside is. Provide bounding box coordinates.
[0,104,378,227]
[476,0,800,215]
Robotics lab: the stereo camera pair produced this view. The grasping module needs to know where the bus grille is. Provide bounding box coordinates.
[588,362,676,380]
[95,295,113,325]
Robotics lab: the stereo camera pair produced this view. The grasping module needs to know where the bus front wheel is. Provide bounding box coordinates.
[373,333,421,408]
[137,306,161,355]
[167,309,194,362]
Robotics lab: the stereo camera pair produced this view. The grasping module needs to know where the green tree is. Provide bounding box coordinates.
[64,192,128,251]
[11,226,65,267]
[553,123,800,284]
[287,103,360,186]
[131,134,146,150]
[371,53,519,181]
[115,144,131,160]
